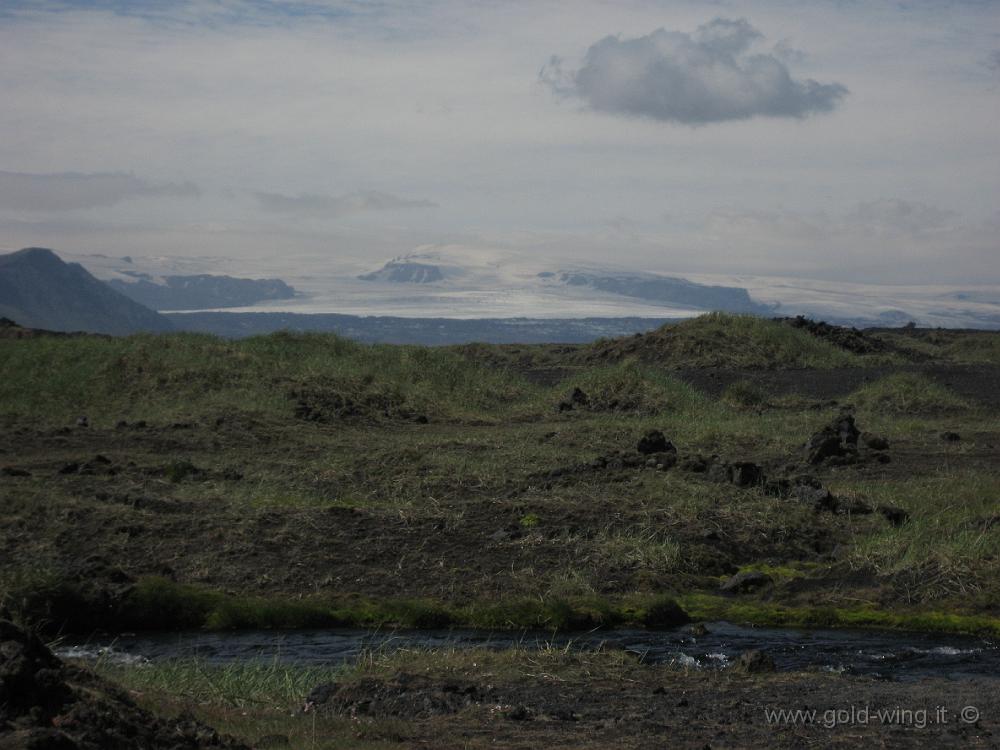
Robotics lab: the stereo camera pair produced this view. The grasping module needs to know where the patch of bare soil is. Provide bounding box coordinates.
[314,668,1000,749]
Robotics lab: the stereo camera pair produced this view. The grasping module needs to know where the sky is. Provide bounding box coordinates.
[0,0,998,283]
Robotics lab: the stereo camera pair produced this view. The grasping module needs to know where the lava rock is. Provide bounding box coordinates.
[805,412,861,465]
[730,462,765,488]
[679,454,711,473]
[879,505,910,526]
[862,433,890,450]
[642,597,691,628]
[791,484,839,512]
[558,387,590,412]
[637,430,675,455]
[940,431,962,442]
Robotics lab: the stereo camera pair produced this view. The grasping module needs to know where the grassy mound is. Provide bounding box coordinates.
[851,373,969,414]
[559,363,710,415]
[0,331,540,424]
[584,313,865,369]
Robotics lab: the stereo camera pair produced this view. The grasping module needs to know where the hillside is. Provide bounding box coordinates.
[1,315,998,747]
[0,247,173,335]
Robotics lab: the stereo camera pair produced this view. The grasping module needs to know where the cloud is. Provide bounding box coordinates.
[541,18,847,125]
[254,189,437,217]
[0,170,199,211]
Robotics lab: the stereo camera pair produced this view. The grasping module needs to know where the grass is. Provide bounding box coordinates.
[96,657,346,710]
[720,380,770,409]
[0,331,542,425]
[1,316,997,641]
[851,373,970,414]
[835,471,1000,598]
[560,362,712,415]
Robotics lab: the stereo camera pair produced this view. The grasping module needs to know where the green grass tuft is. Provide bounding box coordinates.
[851,373,969,414]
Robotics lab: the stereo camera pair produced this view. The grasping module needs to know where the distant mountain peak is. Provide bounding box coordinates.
[2,246,62,265]
[358,260,445,284]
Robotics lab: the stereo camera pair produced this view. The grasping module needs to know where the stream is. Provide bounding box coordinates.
[58,621,1000,681]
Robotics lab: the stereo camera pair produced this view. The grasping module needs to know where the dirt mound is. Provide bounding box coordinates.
[290,386,427,424]
[310,673,485,718]
[0,620,247,749]
[782,316,892,355]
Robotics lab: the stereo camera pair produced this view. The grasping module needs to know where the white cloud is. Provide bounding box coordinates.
[541,18,847,124]
[0,170,198,211]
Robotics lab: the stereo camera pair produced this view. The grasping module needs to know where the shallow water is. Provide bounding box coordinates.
[57,621,1000,681]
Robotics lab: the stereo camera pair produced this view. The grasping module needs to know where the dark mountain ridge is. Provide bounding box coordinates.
[108,272,297,310]
[0,247,173,334]
[546,270,772,314]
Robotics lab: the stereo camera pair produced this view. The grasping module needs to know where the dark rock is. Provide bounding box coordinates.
[872,452,891,464]
[686,623,709,637]
[838,498,874,515]
[941,431,961,442]
[75,416,89,428]
[508,704,534,721]
[720,571,773,594]
[879,505,910,526]
[57,463,80,475]
[303,682,339,711]
[805,413,861,464]
[637,430,675,455]
[706,460,731,484]
[791,484,838,512]
[862,433,890,450]
[835,413,861,446]
[679,454,710,473]
[653,452,677,470]
[0,619,247,748]
[784,316,889,355]
[115,420,129,429]
[730,462,765,488]
[806,432,847,464]
[735,649,776,673]
[642,597,691,628]
[1,466,31,477]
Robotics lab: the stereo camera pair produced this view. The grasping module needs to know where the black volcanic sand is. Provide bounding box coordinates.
[312,667,1000,749]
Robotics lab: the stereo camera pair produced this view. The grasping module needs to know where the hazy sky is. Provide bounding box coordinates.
[0,0,998,282]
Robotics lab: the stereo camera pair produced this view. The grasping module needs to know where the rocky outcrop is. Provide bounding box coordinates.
[0,620,248,749]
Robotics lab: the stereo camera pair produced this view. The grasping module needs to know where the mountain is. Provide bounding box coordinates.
[107,273,297,310]
[541,270,773,315]
[358,260,445,283]
[0,247,173,334]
